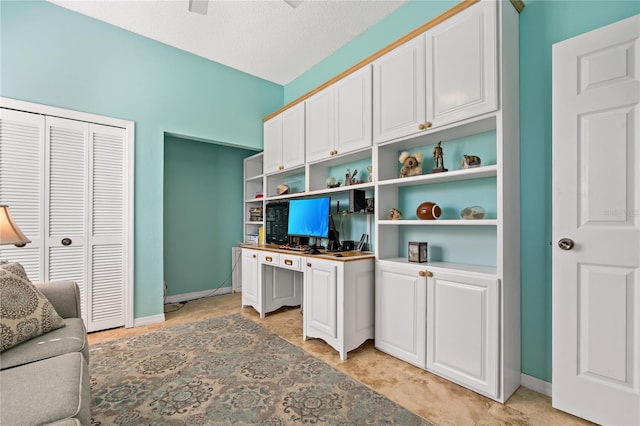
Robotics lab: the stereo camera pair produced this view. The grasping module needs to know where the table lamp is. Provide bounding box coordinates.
[0,205,31,247]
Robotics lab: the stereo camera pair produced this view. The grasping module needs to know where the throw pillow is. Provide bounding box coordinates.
[0,261,66,352]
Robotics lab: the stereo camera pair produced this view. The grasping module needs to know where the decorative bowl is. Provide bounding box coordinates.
[460,205,486,220]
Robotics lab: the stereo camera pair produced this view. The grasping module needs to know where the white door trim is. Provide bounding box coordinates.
[1,96,135,328]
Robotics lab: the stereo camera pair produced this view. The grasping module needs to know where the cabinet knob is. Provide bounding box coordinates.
[252,254,256,258]
[307,262,312,267]
[333,150,338,155]
[265,256,273,262]
[418,122,433,130]
[418,270,433,277]
[278,165,284,170]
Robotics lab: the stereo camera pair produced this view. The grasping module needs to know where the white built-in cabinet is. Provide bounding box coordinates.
[304,256,374,361]
[373,0,519,402]
[243,152,264,244]
[373,1,497,144]
[263,103,305,175]
[426,270,499,397]
[0,100,133,332]
[240,248,259,307]
[373,35,426,143]
[375,262,427,369]
[425,0,497,128]
[305,66,372,163]
[241,248,302,319]
[254,0,520,403]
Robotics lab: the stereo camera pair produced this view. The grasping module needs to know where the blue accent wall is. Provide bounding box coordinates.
[164,135,256,297]
[0,0,283,319]
[285,0,640,383]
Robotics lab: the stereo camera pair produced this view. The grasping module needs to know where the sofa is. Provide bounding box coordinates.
[0,277,91,426]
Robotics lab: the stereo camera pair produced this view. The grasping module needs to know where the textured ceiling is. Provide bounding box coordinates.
[48,0,406,85]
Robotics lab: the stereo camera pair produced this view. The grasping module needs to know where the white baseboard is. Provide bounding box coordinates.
[521,373,552,397]
[133,313,165,327]
[164,287,232,304]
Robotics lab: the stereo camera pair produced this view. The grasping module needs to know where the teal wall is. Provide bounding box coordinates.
[164,135,255,297]
[286,0,640,383]
[0,0,283,319]
[3,0,638,383]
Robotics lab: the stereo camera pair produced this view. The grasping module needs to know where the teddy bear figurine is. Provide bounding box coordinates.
[399,151,424,178]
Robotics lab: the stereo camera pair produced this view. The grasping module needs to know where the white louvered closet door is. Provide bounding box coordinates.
[1,109,127,332]
[46,116,89,321]
[46,117,126,331]
[0,109,45,280]
[88,124,125,331]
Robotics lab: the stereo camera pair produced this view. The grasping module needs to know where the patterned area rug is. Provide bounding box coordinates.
[90,313,432,425]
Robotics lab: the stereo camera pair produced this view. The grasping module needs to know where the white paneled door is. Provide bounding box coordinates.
[552,14,640,426]
[0,104,132,332]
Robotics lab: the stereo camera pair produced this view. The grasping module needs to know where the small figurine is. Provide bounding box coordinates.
[399,152,423,178]
[461,154,481,169]
[388,208,403,220]
[367,165,373,182]
[431,141,448,173]
[326,176,341,188]
[345,168,358,186]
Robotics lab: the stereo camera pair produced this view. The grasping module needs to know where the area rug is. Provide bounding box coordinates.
[89,313,432,425]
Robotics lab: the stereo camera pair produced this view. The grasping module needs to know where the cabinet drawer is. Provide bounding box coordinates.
[279,254,302,271]
[259,252,279,265]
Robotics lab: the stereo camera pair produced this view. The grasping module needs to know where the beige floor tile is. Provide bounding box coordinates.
[87,292,594,426]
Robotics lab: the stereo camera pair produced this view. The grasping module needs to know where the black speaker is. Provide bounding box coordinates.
[349,189,366,213]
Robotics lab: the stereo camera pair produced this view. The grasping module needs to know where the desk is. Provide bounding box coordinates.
[241,245,375,360]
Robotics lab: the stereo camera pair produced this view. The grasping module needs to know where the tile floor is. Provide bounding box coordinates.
[87,293,594,426]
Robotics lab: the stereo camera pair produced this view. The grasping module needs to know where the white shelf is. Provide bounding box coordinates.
[264,182,374,202]
[378,219,497,226]
[378,165,497,187]
[245,174,263,182]
[376,257,497,277]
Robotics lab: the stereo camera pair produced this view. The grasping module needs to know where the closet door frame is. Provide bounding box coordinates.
[1,97,135,329]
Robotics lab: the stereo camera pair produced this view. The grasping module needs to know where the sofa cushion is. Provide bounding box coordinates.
[0,261,66,352]
[0,352,90,426]
[0,317,88,370]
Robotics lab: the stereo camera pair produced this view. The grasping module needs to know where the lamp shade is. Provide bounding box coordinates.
[0,205,31,246]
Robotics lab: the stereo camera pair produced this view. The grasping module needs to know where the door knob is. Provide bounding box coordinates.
[558,238,574,250]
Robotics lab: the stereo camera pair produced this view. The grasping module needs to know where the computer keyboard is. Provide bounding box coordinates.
[278,245,309,252]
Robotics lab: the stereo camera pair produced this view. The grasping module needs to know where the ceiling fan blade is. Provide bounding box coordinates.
[188,0,209,15]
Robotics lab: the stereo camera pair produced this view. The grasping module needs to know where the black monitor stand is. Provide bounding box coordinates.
[307,237,323,255]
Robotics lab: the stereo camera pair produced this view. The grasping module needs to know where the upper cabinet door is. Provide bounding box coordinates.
[263,114,282,174]
[281,103,305,170]
[373,35,426,144]
[335,65,372,155]
[305,87,335,163]
[425,0,497,127]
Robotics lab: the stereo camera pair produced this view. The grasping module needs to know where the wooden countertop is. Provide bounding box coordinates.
[240,244,375,262]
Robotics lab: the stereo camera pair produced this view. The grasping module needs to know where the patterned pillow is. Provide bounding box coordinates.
[0,261,66,352]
